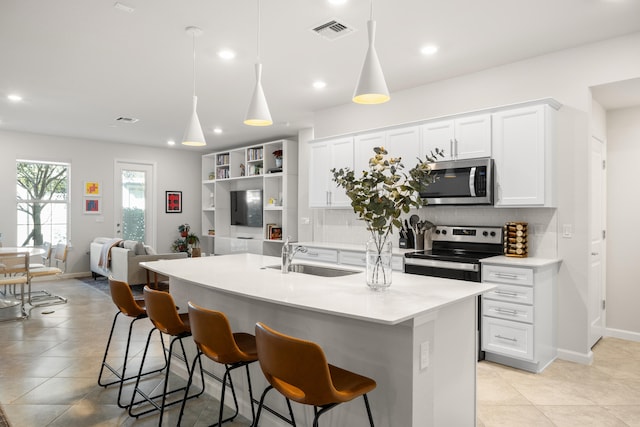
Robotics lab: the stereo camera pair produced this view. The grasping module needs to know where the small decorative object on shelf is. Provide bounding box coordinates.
[240,163,245,176]
[332,146,442,291]
[208,172,215,180]
[273,149,283,168]
[503,222,528,257]
[208,229,215,236]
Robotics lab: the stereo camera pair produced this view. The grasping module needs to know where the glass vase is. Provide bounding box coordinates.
[366,238,392,291]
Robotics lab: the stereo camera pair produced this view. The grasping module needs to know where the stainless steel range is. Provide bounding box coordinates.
[404,225,503,360]
[404,225,503,282]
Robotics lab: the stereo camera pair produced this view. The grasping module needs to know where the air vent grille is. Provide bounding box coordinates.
[310,19,354,41]
[115,116,139,124]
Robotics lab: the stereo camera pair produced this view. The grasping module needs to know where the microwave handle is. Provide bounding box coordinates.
[469,167,476,197]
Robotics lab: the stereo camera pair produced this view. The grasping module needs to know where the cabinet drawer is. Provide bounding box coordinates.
[339,251,404,271]
[482,316,534,361]
[483,299,533,323]
[484,283,534,305]
[339,250,367,267]
[295,247,338,263]
[483,265,533,286]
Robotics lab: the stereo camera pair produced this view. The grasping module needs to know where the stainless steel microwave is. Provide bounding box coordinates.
[420,157,494,205]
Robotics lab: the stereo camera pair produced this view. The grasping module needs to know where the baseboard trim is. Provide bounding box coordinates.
[605,328,640,342]
[556,348,593,365]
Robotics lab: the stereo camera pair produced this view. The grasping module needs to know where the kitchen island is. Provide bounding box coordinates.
[141,253,495,427]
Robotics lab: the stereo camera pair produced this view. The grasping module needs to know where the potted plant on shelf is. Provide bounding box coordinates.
[171,238,189,254]
[273,149,283,168]
[178,223,190,238]
[187,232,201,257]
[332,146,442,291]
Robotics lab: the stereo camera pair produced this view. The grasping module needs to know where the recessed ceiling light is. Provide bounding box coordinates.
[114,2,135,13]
[7,94,23,102]
[328,0,347,4]
[218,49,236,60]
[167,140,176,146]
[213,127,223,134]
[420,45,439,56]
[313,81,327,89]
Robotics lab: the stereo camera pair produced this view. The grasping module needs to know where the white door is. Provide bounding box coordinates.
[114,161,155,248]
[589,136,606,347]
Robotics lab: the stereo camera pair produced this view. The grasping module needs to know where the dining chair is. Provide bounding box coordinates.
[0,252,30,321]
[27,242,68,307]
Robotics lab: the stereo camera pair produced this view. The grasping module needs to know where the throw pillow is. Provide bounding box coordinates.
[144,245,157,255]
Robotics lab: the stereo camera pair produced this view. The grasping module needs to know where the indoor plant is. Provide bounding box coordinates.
[332,146,441,290]
[273,149,283,168]
[178,223,190,238]
[186,232,201,257]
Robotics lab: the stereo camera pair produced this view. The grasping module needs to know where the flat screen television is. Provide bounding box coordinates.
[230,189,263,227]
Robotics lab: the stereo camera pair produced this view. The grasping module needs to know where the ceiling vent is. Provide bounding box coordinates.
[310,19,354,41]
[115,116,139,124]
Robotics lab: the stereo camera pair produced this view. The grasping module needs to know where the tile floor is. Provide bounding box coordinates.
[1,278,639,426]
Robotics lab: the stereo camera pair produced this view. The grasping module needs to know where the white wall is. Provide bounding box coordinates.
[606,106,640,338]
[0,130,202,276]
[303,32,640,361]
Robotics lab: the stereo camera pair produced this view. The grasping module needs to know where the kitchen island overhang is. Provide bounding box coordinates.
[141,253,495,427]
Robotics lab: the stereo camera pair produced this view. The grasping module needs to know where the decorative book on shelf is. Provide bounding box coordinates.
[503,222,528,257]
[266,223,282,240]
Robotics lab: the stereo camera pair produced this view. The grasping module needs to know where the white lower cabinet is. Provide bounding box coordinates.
[293,245,404,271]
[481,262,557,373]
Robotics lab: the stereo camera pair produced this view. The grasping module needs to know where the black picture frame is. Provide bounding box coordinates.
[166,191,182,213]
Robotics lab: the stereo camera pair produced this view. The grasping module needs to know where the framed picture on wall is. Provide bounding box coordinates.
[166,191,182,213]
[83,197,101,214]
[84,181,101,196]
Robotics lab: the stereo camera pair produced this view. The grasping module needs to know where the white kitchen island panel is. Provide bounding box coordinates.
[142,254,494,427]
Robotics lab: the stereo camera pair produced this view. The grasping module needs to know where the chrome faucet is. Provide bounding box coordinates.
[281,236,307,274]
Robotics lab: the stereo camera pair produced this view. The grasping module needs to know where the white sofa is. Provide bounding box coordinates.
[90,237,187,285]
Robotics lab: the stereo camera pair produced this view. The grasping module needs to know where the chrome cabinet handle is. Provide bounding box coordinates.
[306,252,319,257]
[494,307,519,316]
[495,334,518,342]
[494,290,519,297]
[494,273,519,279]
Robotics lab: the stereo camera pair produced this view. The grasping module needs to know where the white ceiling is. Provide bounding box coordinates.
[1,0,639,152]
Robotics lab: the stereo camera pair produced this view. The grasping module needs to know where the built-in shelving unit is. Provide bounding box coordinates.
[202,139,298,256]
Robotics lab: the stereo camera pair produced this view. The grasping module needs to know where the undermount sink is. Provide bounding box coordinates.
[264,263,360,277]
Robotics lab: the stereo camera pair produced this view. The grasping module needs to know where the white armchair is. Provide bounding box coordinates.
[90,237,187,285]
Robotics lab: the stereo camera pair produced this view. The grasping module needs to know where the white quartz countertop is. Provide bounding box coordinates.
[481,255,562,267]
[141,253,495,325]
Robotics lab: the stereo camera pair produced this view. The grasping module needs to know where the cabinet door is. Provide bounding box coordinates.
[308,141,331,208]
[354,132,385,174]
[493,105,546,206]
[308,137,353,208]
[421,120,454,160]
[329,137,354,207]
[386,126,421,168]
[454,114,492,159]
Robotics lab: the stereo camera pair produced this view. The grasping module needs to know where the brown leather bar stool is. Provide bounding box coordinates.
[254,322,377,427]
[128,286,204,425]
[98,278,167,408]
[177,301,258,427]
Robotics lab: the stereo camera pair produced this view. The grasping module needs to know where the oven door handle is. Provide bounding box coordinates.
[404,257,479,272]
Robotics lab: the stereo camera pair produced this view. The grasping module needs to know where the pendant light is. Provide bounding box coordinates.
[244,0,273,126]
[353,0,390,104]
[182,26,207,146]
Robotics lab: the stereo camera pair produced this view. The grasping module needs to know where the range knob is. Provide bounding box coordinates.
[482,231,488,236]
[435,229,441,234]
[490,231,496,237]
[441,229,447,235]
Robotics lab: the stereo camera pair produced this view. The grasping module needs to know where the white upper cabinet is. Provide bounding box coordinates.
[421,114,492,161]
[492,104,555,207]
[309,137,354,208]
[354,126,421,174]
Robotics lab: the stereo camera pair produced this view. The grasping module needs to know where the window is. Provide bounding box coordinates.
[16,160,69,247]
